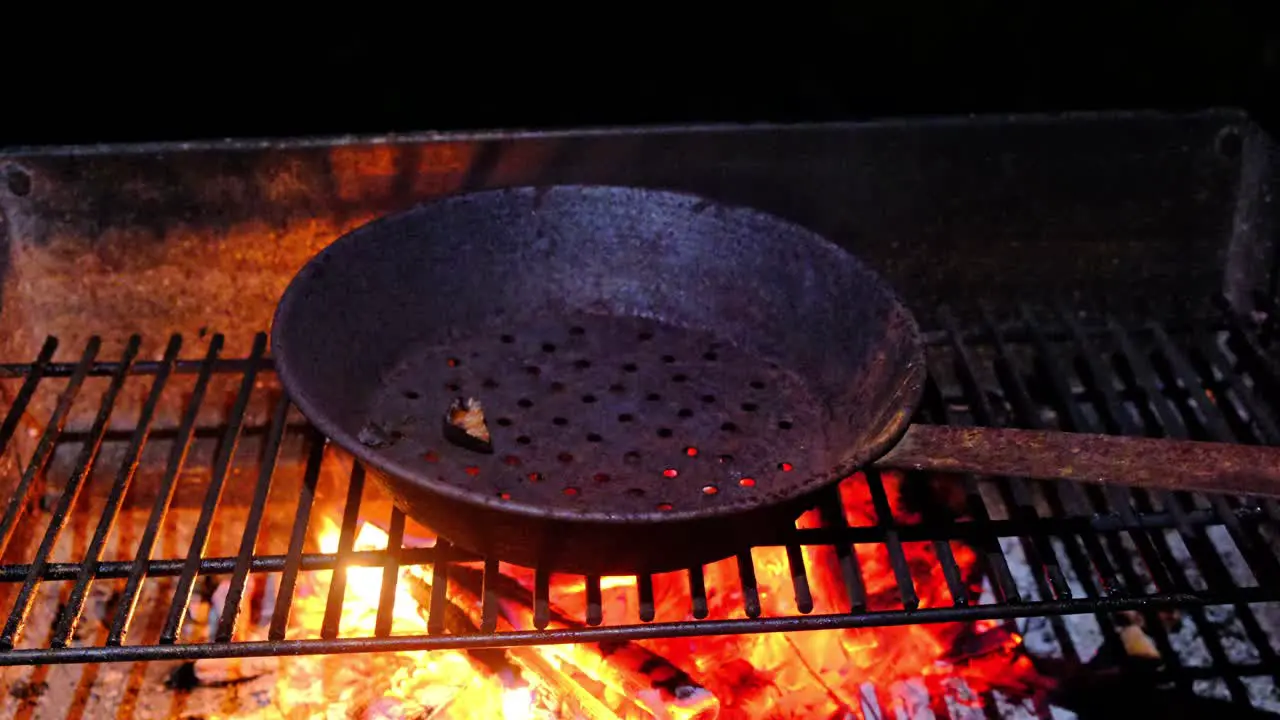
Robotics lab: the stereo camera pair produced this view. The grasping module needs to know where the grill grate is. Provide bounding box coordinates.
[0,302,1278,709]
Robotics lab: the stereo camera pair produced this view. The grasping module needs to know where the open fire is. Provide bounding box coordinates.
[184,464,1037,719]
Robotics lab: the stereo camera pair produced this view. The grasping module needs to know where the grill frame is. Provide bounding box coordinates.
[0,302,1274,719]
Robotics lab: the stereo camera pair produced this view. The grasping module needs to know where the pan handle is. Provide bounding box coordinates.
[873,424,1280,498]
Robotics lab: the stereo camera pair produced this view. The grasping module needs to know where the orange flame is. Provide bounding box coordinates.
[267,471,1029,718]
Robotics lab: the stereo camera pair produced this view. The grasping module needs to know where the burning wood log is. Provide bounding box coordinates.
[446,565,720,720]
[400,567,625,720]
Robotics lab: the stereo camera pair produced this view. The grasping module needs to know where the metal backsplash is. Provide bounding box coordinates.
[0,110,1273,365]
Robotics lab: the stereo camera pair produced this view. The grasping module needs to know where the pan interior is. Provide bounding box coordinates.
[272,186,925,525]
[364,312,829,519]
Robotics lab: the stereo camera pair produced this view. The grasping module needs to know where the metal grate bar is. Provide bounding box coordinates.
[0,590,1250,667]
[159,333,267,644]
[0,337,57,457]
[1109,316,1278,693]
[785,542,815,613]
[0,505,1252,584]
[533,566,551,629]
[942,308,1071,601]
[919,379,1021,604]
[1056,307,1178,593]
[319,462,367,640]
[215,393,291,642]
[736,550,762,618]
[864,470,919,610]
[1048,313,1204,693]
[0,357,267,380]
[0,315,1276,682]
[108,337,224,645]
[687,564,709,619]
[426,540,451,634]
[816,487,869,612]
[0,336,138,650]
[51,334,181,648]
[1145,319,1280,683]
[479,556,500,632]
[1104,317,1259,701]
[267,429,325,641]
[585,575,603,626]
[1149,324,1280,587]
[636,571,656,622]
[373,508,406,638]
[983,308,1126,599]
[0,338,100,558]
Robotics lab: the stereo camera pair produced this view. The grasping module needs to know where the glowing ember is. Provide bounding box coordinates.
[262,470,1028,718]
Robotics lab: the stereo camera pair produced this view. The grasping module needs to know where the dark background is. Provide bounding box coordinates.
[4,5,1279,146]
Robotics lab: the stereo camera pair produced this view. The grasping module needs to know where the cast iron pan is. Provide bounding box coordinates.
[272,186,1280,575]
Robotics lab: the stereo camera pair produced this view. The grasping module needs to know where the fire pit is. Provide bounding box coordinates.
[0,111,1278,718]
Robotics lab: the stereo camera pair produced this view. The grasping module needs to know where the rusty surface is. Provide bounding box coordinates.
[271,185,924,574]
[0,111,1270,482]
[877,424,1280,498]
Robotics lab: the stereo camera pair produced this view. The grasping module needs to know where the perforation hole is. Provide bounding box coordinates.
[482,378,499,389]
[778,420,793,430]
[497,417,513,427]
[445,382,461,392]
[717,454,733,464]
[721,422,739,433]
[423,451,439,463]
[779,462,794,472]
[402,390,420,399]
[500,334,515,344]
[739,477,756,488]
[656,428,673,438]
[677,408,693,418]
[646,393,661,402]
[569,326,586,336]
[662,468,679,478]
[581,394,598,404]
[684,446,698,457]
[624,451,642,464]
[503,455,521,466]
[661,355,676,364]
[586,433,603,443]
[608,383,625,393]
[623,363,639,373]
[638,331,654,341]
[749,380,765,389]
[497,491,511,500]
[517,398,534,409]
[741,402,758,412]
[593,473,610,483]
[617,413,634,423]
[552,417,568,426]
[672,373,688,383]
[700,394,716,404]
[464,465,480,477]
[542,343,557,353]
[563,487,580,497]
[550,381,566,392]
[702,351,718,361]
[558,452,574,463]
[527,472,544,482]
[446,357,461,367]
[524,366,541,377]
[657,502,674,511]
[701,484,718,495]
[574,359,591,370]
[627,488,645,497]
[516,435,532,445]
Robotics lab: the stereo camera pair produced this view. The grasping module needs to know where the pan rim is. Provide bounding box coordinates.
[271,184,928,526]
